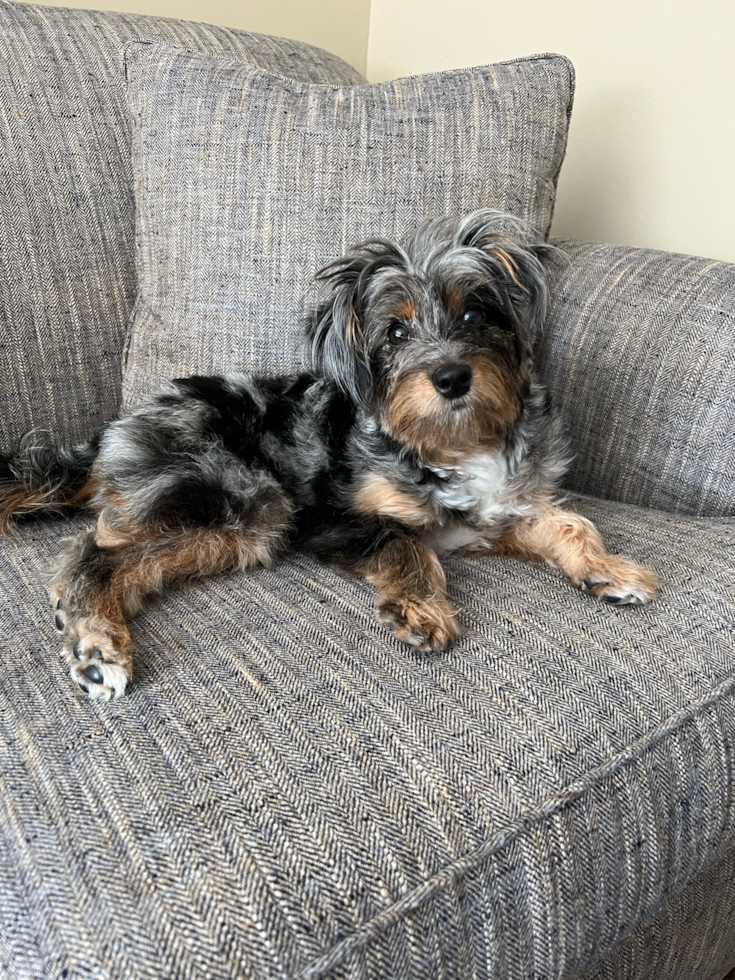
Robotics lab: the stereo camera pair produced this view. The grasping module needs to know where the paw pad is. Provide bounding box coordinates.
[69,653,129,700]
[82,663,104,684]
[64,626,130,699]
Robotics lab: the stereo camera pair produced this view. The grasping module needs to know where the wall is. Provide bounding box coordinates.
[27,0,371,77]
[367,0,735,261]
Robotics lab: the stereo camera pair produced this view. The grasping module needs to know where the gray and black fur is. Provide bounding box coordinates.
[0,210,658,699]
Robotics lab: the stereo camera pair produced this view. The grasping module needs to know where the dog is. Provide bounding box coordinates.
[0,210,659,700]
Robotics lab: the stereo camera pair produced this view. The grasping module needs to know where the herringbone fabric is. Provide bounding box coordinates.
[575,844,735,980]
[541,240,735,518]
[0,0,363,454]
[121,43,574,406]
[1,495,733,978]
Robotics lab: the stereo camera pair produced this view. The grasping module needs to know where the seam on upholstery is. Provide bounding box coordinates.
[296,670,735,979]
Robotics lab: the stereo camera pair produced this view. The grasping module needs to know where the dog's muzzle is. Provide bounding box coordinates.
[431,363,472,400]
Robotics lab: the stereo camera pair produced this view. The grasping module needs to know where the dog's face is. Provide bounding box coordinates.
[309,210,551,465]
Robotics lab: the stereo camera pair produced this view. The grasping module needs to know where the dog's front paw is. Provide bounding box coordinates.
[578,557,660,606]
[378,596,459,651]
[54,600,131,700]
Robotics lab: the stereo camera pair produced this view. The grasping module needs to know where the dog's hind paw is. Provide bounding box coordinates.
[59,617,132,700]
[51,587,132,699]
[69,653,130,701]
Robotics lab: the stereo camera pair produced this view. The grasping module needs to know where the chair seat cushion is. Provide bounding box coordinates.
[1,495,733,979]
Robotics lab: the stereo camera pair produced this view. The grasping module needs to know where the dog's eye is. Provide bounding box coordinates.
[465,305,514,333]
[463,308,483,325]
[387,322,411,346]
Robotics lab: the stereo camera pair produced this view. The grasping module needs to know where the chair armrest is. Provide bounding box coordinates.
[537,239,735,516]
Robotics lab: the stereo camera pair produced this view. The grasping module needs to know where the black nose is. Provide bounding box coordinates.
[432,363,472,399]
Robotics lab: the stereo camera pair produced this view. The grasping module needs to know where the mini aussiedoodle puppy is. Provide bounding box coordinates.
[0,210,659,699]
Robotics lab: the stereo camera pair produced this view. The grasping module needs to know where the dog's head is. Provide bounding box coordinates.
[308,210,553,465]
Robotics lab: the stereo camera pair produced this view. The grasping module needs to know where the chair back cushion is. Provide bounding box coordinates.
[121,42,574,404]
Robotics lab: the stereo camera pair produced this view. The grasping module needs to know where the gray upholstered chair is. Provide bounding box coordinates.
[1,3,733,978]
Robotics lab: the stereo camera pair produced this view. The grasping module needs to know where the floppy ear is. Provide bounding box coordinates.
[307,241,408,408]
[453,209,556,333]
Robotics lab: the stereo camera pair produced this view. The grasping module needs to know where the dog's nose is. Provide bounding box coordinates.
[432,363,472,399]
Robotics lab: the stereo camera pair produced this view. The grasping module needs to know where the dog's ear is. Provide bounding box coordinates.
[453,209,555,333]
[307,242,408,408]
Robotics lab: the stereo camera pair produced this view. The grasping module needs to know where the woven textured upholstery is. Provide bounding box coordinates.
[121,43,574,406]
[541,240,735,518]
[2,4,734,977]
[0,0,363,454]
[577,844,735,980]
[1,495,733,978]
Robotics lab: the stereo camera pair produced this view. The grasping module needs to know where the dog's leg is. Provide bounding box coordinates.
[52,501,290,699]
[51,529,136,699]
[491,505,659,604]
[350,536,459,651]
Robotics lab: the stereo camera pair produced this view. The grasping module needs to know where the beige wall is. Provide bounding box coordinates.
[367,0,735,262]
[29,0,371,76]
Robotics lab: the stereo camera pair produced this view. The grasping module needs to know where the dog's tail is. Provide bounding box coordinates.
[0,433,101,532]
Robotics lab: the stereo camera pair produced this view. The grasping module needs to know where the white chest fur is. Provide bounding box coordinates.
[423,450,533,554]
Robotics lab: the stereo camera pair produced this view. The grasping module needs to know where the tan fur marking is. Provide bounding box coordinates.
[95,517,138,549]
[114,526,282,605]
[94,500,155,549]
[386,372,462,464]
[70,524,285,677]
[392,299,416,321]
[388,372,440,430]
[354,475,434,528]
[491,247,524,289]
[346,313,365,353]
[0,486,43,533]
[0,474,100,533]
[385,353,520,465]
[111,531,240,608]
[491,505,660,601]
[67,475,102,508]
[355,537,458,651]
[470,353,520,428]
